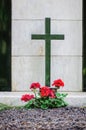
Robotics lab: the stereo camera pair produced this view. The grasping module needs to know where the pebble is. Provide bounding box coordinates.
[0,107,86,130]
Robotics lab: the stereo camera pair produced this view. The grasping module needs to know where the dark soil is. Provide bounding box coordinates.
[0,107,86,130]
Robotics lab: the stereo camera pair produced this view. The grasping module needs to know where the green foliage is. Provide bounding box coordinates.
[24,93,68,110]
[0,103,12,111]
[21,79,68,109]
[83,68,86,75]
[0,103,23,111]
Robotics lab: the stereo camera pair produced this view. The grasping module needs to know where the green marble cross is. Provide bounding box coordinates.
[31,18,64,86]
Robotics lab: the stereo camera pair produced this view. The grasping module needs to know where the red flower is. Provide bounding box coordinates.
[21,94,34,102]
[30,82,41,89]
[49,89,56,98]
[52,79,64,87]
[40,86,55,98]
[40,86,51,97]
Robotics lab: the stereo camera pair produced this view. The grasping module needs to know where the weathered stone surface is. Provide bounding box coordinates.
[12,56,82,91]
[12,57,45,91]
[12,20,45,56]
[12,20,82,56]
[51,56,82,91]
[11,0,82,92]
[12,0,82,20]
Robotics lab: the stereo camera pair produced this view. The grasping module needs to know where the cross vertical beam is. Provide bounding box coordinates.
[31,17,64,87]
[45,18,51,86]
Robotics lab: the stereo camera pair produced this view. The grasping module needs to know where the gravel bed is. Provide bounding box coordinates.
[0,107,86,130]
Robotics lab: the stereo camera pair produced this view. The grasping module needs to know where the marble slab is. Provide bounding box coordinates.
[12,20,82,56]
[51,56,82,91]
[12,56,82,91]
[12,0,82,20]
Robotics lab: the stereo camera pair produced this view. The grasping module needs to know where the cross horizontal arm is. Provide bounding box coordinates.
[32,34,64,40]
[50,35,64,40]
[31,34,45,40]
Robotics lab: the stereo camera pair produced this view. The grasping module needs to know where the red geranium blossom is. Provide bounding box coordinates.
[52,79,64,87]
[40,86,55,98]
[49,89,56,98]
[40,86,51,97]
[30,82,41,89]
[21,94,34,102]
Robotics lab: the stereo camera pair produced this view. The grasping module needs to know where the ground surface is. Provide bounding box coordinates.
[0,107,86,130]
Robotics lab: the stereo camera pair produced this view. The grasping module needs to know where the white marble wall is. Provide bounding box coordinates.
[12,0,82,91]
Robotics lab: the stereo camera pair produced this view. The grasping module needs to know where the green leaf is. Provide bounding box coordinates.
[24,100,34,109]
[61,93,68,97]
[41,104,48,109]
[56,92,68,98]
[56,92,62,98]
[0,103,12,111]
